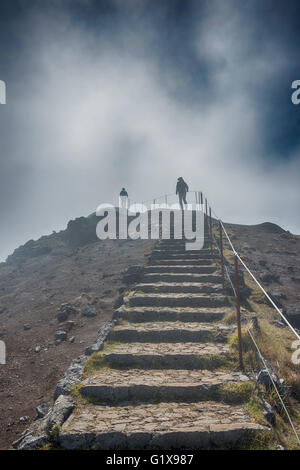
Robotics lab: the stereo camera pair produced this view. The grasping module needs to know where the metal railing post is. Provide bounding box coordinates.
[209,207,213,254]
[205,198,208,246]
[219,221,225,293]
[234,255,244,370]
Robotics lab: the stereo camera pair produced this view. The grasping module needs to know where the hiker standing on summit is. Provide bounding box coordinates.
[176,177,189,210]
[119,187,128,209]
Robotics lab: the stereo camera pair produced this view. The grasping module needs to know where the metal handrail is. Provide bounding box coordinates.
[204,194,300,447]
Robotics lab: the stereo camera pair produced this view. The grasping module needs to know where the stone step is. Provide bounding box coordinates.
[59,401,266,450]
[151,249,218,257]
[109,322,233,343]
[150,258,215,266]
[127,293,230,308]
[117,306,229,323]
[155,245,215,252]
[98,342,233,370]
[135,282,222,294]
[145,265,218,274]
[80,369,251,404]
[142,272,222,283]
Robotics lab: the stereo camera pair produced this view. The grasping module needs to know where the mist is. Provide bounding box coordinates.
[1,0,300,261]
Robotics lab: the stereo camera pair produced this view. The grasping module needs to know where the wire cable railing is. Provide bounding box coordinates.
[127,187,300,446]
[204,194,300,447]
[126,190,205,213]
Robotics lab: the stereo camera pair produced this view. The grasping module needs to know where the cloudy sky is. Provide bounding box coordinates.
[0,0,300,260]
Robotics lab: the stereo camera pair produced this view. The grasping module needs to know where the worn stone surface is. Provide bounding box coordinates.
[151,259,215,266]
[109,322,234,343]
[102,341,231,356]
[82,369,249,388]
[100,342,232,370]
[117,305,231,323]
[80,369,250,403]
[21,224,269,450]
[135,282,223,294]
[60,401,265,450]
[127,292,229,308]
[143,273,222,283]
[145,265,218,274]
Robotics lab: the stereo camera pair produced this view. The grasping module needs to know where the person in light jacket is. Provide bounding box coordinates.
[119,188,128,209]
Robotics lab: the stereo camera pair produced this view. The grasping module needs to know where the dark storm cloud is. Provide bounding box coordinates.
[0,0,300,261]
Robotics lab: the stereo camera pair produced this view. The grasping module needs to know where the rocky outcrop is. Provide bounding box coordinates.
[63,214,99,248]
[54,355,88,400]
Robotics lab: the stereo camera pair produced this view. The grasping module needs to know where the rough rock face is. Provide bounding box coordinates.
[285,305,300,329]
[45,395,74,432]
[64,214,99,248]
[12,396,75,450]
[82,305,97,317]
[85,321,114,356]
[53,355,88,401]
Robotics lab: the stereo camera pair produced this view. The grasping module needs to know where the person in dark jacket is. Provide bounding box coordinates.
[119,187,128,208]
[176,177,189,210]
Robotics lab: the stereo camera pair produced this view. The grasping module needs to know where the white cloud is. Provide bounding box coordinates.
[1,2,299,260]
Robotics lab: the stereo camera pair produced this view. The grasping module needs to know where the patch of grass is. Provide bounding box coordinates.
[48,424,61,443]
[195,353,238,371]
[243,349,261,370]
[83,352,110,378]
[83,341,123,377]
[223,310,237,325]
[242,430,275,450]
[246,395,265,424]
[70,384,84,400]
[250,287,269,305]
[214,381,254,405]
[229,327,254,353]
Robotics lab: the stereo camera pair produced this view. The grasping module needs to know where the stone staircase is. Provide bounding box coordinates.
[59,229,266,450]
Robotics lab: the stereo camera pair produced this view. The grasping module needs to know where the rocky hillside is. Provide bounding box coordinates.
[224,222,300,328]
[0,214,299,449]
[0,212,154,449]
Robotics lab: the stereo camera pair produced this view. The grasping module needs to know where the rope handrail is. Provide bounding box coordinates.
[130,188,299,341]
[218,220,300,342]
[247,326,300,446]
[130,188,300,446]
[207,202,300,343]
[211,231,236,296]
[208,202,300,446]
[131,190,203,207]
